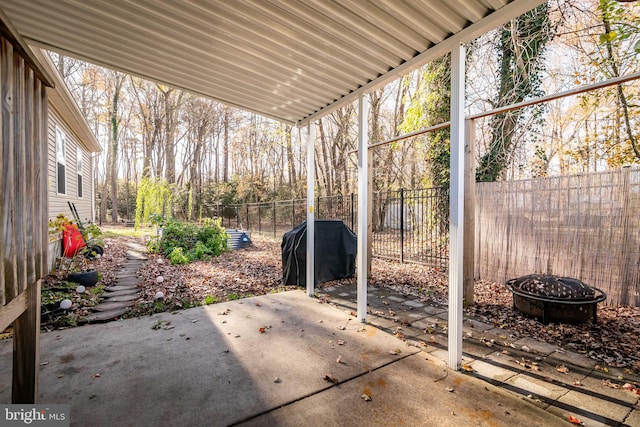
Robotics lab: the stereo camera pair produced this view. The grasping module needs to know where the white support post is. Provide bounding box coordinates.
[306,123,315,296]
[357,95,370,322]
[448,42,466,370]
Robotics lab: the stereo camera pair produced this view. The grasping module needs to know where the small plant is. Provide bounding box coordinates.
[204,295,219,305]
[193,241,212,260]
[227,293,240,301]
[168,247,189,265]
[48,214,73,242]
[41,290,72,307]
[89,285,105,296]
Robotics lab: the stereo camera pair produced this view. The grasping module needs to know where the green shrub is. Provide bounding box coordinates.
[168,247,189,265]
[157,218,227,264]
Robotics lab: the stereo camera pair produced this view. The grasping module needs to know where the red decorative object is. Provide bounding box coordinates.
[62,223,86,257]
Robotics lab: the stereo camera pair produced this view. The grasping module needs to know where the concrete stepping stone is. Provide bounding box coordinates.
[102,289,139,298]
[80,308,128,323]
[113,276,137,282]
[115,277,142,286]
[92,300,136,312]
[119,264,143,270]
[104,294,139,302]
[105,285,139,292]
[126,251,148,260]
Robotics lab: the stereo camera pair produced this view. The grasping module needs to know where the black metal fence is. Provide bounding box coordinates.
[204,187,449,269]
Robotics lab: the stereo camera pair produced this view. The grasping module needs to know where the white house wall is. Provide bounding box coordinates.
[47,106,93,223]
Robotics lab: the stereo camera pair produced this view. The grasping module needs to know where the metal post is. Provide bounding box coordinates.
[306,123,316,296]
[351,193,355,230]
[448,42,466,371]
[357,94,370,322]
[400,188,404,264]
[236,206,239,229]
[273,201,277,238]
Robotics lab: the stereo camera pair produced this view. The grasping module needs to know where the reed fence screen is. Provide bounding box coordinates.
[476,166,640,306]
[209,166,640,306]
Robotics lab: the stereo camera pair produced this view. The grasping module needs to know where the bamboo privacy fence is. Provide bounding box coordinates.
[476,166,640,306]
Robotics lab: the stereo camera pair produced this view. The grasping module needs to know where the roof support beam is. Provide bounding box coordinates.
[448,42,465,371]
[356,94,370,322]
[305,123,315,296]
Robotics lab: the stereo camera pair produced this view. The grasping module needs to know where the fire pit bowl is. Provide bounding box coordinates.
[505,274,606,324]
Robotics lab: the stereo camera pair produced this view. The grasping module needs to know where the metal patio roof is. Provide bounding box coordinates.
[1,0,544,125]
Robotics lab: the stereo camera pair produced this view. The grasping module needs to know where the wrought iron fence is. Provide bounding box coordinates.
[206,187,450,269]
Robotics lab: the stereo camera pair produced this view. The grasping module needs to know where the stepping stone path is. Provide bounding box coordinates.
[80,241,148,324]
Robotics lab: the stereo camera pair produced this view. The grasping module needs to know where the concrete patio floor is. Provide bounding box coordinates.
[0,289,570,427]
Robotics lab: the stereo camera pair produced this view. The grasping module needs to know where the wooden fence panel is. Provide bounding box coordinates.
[0,25,50,402]
[476,167,640,306]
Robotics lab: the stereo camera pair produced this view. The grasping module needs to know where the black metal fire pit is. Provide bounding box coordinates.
[505,274,607,324]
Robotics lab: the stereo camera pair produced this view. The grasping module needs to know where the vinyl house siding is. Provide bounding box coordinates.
[47,109,93,222]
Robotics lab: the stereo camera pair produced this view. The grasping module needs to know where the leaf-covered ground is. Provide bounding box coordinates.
[38,234,640,372]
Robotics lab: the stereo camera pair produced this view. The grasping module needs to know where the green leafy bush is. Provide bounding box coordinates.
[168,247,189,265]
[159,218,227,264]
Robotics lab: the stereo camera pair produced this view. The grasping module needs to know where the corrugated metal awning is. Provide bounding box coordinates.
[1,0,543,125]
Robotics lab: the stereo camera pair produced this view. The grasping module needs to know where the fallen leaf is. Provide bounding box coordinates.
[556,365,569,374]
[324,374,339,384]
[568,415,583,425]
[445,387,454,392]
[462,364,474,372]
[362,393,372,402]
[336,355,342,364]
[259,327,266,333]
[337,339,345,345]
[388,348,402,355]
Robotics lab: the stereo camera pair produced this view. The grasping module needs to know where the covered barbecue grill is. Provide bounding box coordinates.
[506,274,607,324]
[282,220,357,286]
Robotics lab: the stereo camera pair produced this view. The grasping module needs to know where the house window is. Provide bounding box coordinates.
[56,127,66,194]
[77,147,83,198]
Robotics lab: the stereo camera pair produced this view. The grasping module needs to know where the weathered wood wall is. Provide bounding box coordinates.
[0,25,49,402]
[476,166,640,306]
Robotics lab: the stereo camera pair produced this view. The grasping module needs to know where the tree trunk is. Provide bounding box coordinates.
[108,73,124,223]
[223,107,230,182]
[476,4,551,181]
